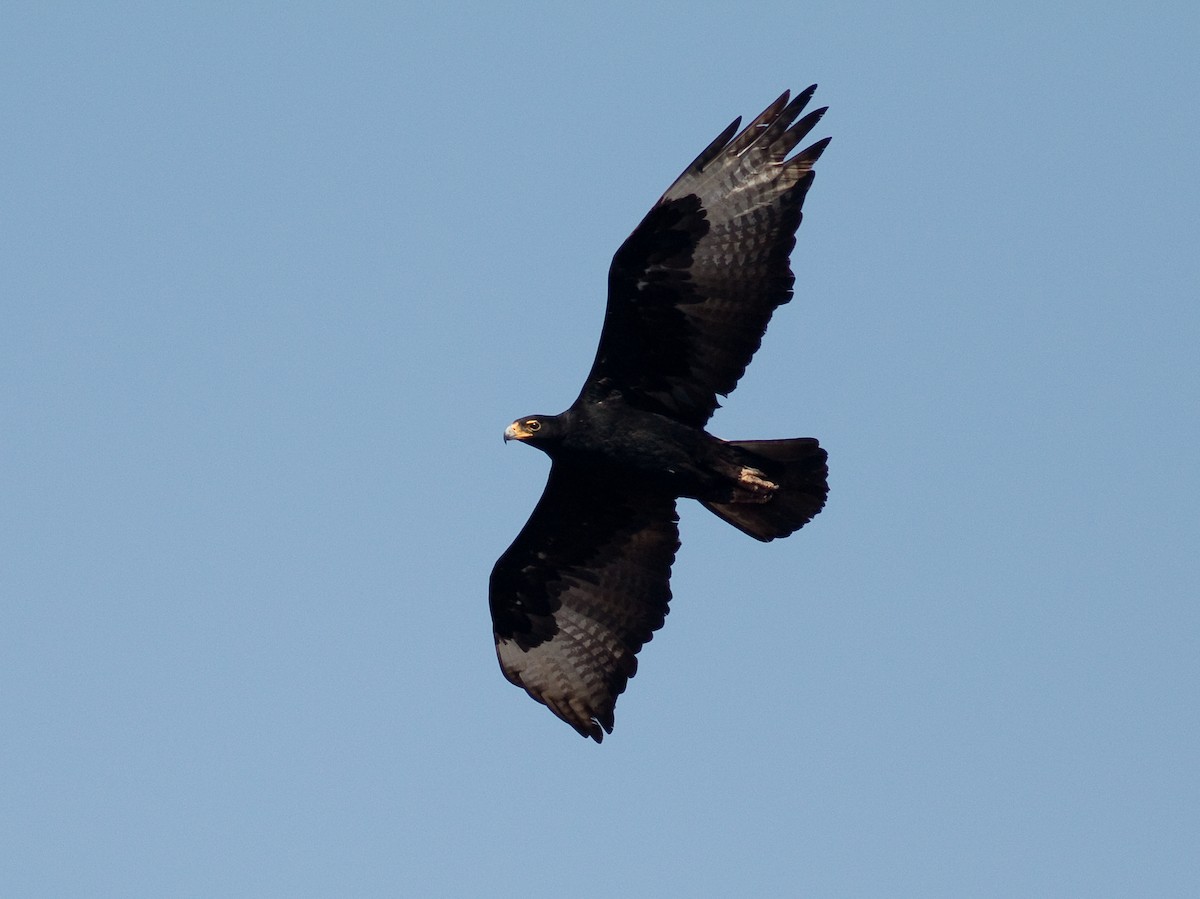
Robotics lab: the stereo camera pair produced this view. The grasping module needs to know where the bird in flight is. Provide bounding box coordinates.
[491,88,831,741]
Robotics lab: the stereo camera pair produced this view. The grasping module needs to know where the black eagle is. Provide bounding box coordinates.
[491,88,831,741]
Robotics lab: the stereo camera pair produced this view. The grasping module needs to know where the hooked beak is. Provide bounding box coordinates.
[504,420,536,443]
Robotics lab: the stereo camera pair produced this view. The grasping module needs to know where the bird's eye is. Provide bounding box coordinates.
[526,420,541,432]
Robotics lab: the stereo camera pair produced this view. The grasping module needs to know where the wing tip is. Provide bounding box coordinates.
[557,701,614,743]
[799,134,832,164]
[689,116,742,174]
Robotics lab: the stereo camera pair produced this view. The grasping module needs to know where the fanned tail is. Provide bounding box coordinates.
[702,438,828,542]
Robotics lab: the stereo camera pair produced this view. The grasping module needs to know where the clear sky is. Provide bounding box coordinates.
[3,3,1197,896]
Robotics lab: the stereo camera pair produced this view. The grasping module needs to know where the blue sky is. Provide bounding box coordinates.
[3,3,1197,896]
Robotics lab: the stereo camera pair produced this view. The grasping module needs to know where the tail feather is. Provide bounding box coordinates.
[702,438,828,542]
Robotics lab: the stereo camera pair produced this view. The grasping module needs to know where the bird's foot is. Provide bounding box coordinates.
[735,467,777,502]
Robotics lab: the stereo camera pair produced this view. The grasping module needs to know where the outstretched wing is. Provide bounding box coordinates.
[490,464,679,742]
[577,87,830,427]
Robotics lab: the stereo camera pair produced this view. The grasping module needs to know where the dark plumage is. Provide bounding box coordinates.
[491,88,831,741]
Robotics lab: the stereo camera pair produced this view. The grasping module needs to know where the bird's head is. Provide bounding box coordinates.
[503,414,564,450]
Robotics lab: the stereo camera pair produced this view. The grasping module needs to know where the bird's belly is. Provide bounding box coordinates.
[565,418,733,500]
